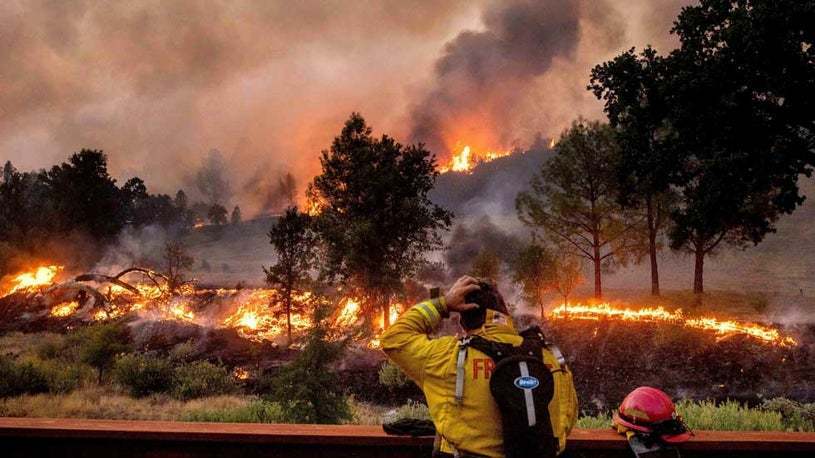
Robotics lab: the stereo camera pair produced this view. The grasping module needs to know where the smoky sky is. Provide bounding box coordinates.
[0,0,691,215]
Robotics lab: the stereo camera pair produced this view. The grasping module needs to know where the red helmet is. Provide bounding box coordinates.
[612,386,691,443]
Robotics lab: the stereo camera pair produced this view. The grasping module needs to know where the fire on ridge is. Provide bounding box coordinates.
[549,302,797,347]
[438,145,513,174]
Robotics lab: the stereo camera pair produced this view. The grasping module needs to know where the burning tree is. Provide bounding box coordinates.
[163,240,194,293]
[308,113,452,328]
[263,206,316,344]
[516,120,645,299]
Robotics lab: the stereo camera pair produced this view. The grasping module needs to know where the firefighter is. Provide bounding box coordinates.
[612,386,692,458]
[381,276,578,458]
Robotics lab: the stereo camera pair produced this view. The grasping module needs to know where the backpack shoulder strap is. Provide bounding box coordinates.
[467,335,515,362]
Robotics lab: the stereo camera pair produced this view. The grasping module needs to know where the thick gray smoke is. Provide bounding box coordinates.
[410,0,607,155]
[408,0,693,160]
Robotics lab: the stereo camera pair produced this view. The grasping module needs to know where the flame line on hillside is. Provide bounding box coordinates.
[549,303,797,346]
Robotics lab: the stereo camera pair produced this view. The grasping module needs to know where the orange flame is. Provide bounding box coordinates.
[50,301,79,317]
[550,302,796,346]
[438,145,511,174]
[3,265,62,296]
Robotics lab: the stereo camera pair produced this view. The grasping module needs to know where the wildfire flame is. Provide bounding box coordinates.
[50,301,79,317]
[438,145,512,174]
[550,302,797,346]
[3,265,62,296]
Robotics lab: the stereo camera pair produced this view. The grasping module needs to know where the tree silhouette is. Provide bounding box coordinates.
[663,0,815,295]
[264,206,316,344]
[590,47,676,296]
[308,113,452,328]
[517,120,645,299]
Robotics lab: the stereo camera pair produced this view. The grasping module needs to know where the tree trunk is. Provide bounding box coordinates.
[593,234,602,299]
[647,196,660,296]
[693,246,705,297]
[285,289,292,344]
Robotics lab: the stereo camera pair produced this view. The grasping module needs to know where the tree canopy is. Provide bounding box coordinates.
[308,113,452,327]
[516,120,644,298]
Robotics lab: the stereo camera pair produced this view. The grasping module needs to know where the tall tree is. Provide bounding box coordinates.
[664,0,815,295]
[43,149,126,241]
[511,242,556,318]
[589,47,676,296]
[309,113,452,328]
[516,120,645,298]
[551,253,583,307]
[263,206,316,344]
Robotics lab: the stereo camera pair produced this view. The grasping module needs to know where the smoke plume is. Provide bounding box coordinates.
[1,0,692,215]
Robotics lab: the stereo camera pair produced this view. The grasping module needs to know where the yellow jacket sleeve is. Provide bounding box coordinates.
[380,297,448,387]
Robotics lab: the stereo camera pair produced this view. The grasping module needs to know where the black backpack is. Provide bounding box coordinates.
[459,327,558,458]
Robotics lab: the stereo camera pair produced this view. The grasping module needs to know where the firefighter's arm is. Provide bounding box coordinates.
[381,276,480,386]
[380,297,448,386]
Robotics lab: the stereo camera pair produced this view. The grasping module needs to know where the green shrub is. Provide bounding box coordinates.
[0,355,49,397]
[761,398,815,432]
[168,341,198,364]
[173,360,236,400]
[266,306,352,424]
[112,353,174,397]
[378,362,410,388]
[38,359,86,394]
[382,400,430,424]
[34,334,66,360]
[576,412,612,429]
[676,400,785,431]
[72,323,131,383]
[181,400,283,423]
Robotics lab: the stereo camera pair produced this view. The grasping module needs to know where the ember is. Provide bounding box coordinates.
[550,302,797,346]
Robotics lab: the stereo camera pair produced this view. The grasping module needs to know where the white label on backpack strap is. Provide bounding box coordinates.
[455,345,468,404]
[518,361,537,426]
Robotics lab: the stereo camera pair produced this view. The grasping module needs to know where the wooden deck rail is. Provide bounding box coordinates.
[1,417,814,457]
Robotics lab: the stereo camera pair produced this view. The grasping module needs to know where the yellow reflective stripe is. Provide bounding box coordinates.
[414,303,433,322]
[422,301,440,321]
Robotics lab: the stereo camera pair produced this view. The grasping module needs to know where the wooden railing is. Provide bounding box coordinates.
[1,417,814,457]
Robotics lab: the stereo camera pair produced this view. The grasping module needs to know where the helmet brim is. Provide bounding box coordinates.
[661,431,692,443]
[612,411,653,433]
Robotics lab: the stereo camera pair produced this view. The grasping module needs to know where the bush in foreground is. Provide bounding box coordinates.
[265,307,352,424]
[112,353,174,397]
[173,360,236,400]
[0,356,49,397]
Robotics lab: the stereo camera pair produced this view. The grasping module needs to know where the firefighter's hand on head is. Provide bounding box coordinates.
[444,276,481,313]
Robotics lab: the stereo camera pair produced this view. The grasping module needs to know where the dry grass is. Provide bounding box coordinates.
[0,386,255,421]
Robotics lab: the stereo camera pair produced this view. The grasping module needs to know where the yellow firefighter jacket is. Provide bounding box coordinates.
[381,297,578,457]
